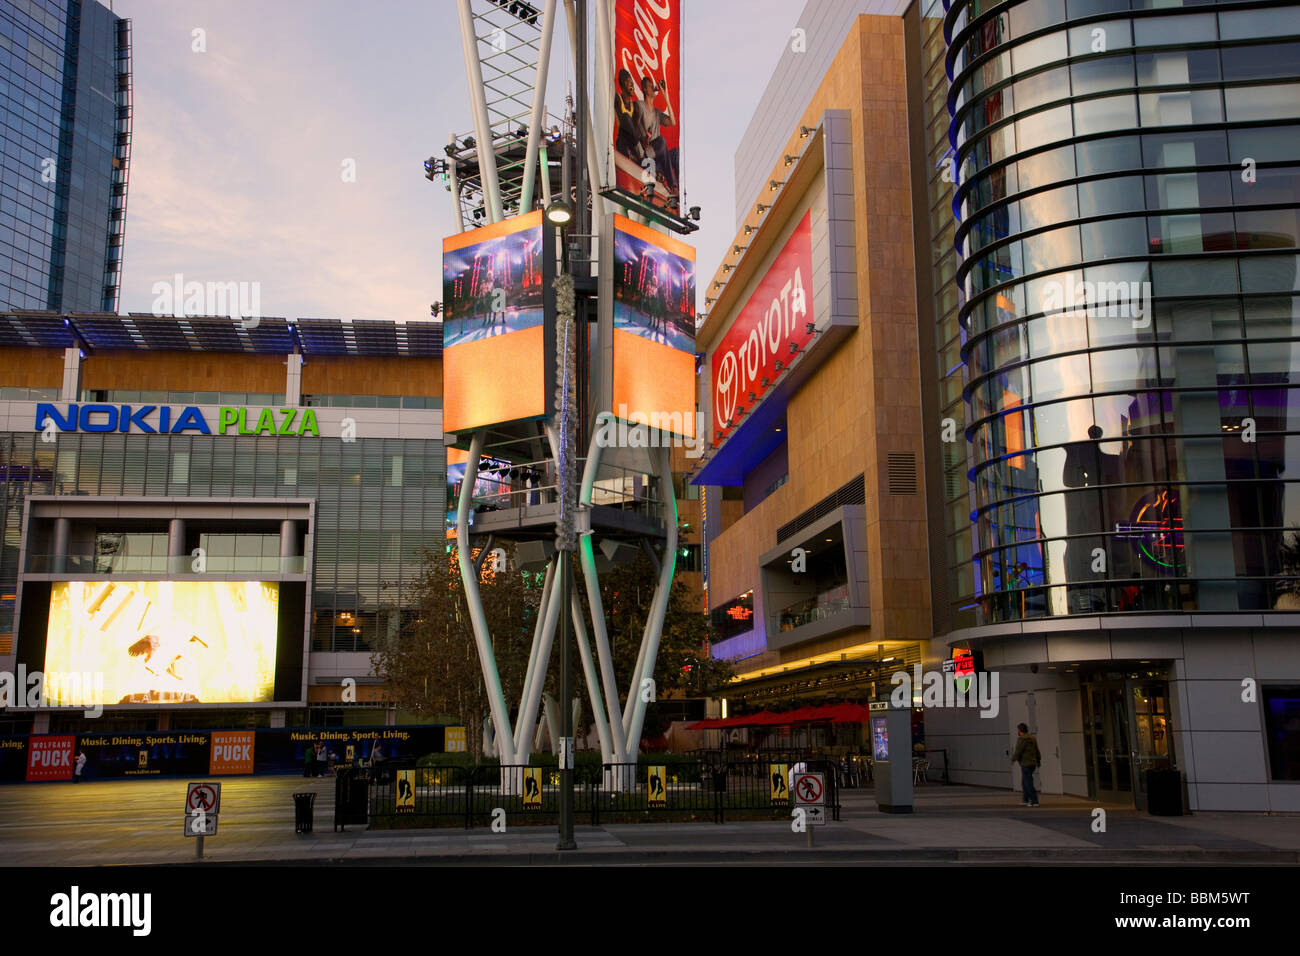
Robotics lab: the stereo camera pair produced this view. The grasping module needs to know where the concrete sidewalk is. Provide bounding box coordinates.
[1,775,1297,865]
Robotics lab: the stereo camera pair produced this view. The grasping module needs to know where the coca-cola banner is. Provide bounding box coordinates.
[711,212,813,440]
[611,0,681,212]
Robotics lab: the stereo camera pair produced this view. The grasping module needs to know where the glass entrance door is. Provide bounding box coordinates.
[1083,681,1133,805]
[1130,680,1174,811]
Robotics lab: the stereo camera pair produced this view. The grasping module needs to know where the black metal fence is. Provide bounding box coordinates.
[367,757,842,828]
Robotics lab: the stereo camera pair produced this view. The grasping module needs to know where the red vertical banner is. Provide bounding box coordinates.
[611,0,681,211]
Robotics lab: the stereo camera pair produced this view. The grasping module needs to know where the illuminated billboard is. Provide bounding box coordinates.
[611,213,696,436]
[711,211,814,441]
[610,0,681,212]
[43,581,279,705]
[442,210,552,434]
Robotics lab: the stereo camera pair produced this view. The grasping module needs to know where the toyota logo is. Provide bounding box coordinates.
[716,350,739,429]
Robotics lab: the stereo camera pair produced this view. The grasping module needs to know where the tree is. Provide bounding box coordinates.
[596,553,735,742]
[372,545,539,761]
[374,545,733,759]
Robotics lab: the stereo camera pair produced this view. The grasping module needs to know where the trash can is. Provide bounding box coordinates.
[293,791,316,833]
[1145,768,1182,816]
[333,767,370,831]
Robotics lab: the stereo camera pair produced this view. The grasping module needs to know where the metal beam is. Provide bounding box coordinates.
[456,431,516,763]
[458,0,504,222]
[519,0,558,214]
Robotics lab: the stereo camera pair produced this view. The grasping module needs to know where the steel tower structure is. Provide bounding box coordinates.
[441,0,679,780]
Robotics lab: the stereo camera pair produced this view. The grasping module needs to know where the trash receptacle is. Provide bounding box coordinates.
[1145,768,1182,816]
[293,791,316,833]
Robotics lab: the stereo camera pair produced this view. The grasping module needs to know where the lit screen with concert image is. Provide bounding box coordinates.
[611,214,696,436]
[43,581,279,705]
[442,211,548,432]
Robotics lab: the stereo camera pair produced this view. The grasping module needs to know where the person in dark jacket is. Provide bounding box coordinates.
[1011,723,1040,806]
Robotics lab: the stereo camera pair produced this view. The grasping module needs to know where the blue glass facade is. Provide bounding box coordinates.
[0,0,130,313]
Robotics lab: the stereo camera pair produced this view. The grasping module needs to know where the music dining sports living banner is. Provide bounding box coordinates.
[711,211,814,440]
[611,0,681,211]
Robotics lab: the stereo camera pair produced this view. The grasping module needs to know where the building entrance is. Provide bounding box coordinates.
[1081,670,1173,809]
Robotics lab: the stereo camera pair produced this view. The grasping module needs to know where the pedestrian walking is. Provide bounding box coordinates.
[304,743,316,778]
[1011,722,1040,807]
[74,750,87,784]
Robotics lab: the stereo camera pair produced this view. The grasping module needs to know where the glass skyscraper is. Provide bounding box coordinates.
[0,0,131,314]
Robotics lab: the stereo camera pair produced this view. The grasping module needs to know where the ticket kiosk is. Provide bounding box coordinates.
[870,701,913,813]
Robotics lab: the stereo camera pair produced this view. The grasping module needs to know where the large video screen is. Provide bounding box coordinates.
[442,210,549,433]
[43,581,279,705]
[611,214,696,437]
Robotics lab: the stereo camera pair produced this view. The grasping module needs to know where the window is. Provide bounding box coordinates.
[1263,685,1300,781]
[710,590,755,641]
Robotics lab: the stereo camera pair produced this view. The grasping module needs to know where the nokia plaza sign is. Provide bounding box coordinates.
[35,403,322,437]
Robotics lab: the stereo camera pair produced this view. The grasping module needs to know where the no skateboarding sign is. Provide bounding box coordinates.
[793,772,825,826]
[184,781,221,837]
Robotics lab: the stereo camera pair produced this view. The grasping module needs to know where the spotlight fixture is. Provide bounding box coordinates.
[768,180,781,192]
[712,281,723,290]
[705,296,716,305]
[789,342,800,354]
[799,125,813,139]
[748,392,756,402]
[688,206,702,221]
[743,224,754,236]
[784,154,797,166]
[545,199,572,225]
[722,264,733,273]
[761,377,770,387]
[463,135,476,149]
[430,302,442,317]
[774,360,784,371]
[805,322,816,334]
[756,203,771,214]
[733,244,746,255]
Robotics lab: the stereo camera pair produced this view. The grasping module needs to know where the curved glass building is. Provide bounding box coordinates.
[946,0,1300,623]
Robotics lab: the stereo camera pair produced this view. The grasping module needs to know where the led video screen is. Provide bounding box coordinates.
[442,210,550,433]
[43,581,279,705]
[611,214,697,437]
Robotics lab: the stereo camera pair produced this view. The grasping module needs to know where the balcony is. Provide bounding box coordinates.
[758,504,869,651]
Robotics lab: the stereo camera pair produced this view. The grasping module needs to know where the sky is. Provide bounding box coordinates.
[109,0,803,322]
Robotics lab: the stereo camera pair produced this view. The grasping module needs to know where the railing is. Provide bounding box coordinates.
[25,554,307,574]
[466,456,665,523]
[367,757,842,828]
[771,585,852,633]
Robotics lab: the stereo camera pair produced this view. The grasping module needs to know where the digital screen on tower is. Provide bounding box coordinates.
[442,211,548,433]
[43,581,280,705]
[611,214,696,437]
